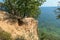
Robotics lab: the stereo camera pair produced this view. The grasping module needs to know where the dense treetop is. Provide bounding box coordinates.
[0,0,45,19]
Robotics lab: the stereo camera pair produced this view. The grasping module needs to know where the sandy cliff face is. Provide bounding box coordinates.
[0,11,39,40]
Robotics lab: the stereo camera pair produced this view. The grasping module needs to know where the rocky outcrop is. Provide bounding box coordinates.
[0,11,39,40]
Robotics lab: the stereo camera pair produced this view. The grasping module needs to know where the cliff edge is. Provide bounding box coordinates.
[0,11,39,40]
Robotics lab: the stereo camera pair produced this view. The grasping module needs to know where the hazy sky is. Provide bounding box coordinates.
[41,0,60,7]
[0,0,3,2]
[0,0,60,7]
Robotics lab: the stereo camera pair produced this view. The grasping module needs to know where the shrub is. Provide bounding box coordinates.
[0,28,12,40]
[15,36,25,40]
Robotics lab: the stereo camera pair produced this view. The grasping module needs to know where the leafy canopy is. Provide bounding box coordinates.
[55,1,60,19]
[3,0,45,18]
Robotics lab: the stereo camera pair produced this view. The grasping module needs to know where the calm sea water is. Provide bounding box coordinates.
[38,7,60,36]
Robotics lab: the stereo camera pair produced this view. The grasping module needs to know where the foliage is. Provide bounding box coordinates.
[0,28,12,40]
[38,28,60,40]
[2,0,45,19]
[15,36,25,40]
[55,1,60,19]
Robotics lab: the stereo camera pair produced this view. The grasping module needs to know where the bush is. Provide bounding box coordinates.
[0,28,12,40]
[15,36,25,40]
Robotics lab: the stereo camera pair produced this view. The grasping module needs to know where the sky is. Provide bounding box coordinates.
[41,0,60,7]
[0,0,3,2]
[0,0,60,7]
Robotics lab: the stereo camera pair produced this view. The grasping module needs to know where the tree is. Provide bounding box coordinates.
[55,1,60,19]
[38,28,60,40]
[0,2,5,10]
[0,0,45,25]
[2,0,45,18]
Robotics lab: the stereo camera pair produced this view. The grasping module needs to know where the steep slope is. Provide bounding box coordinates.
[0,11,39,40]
